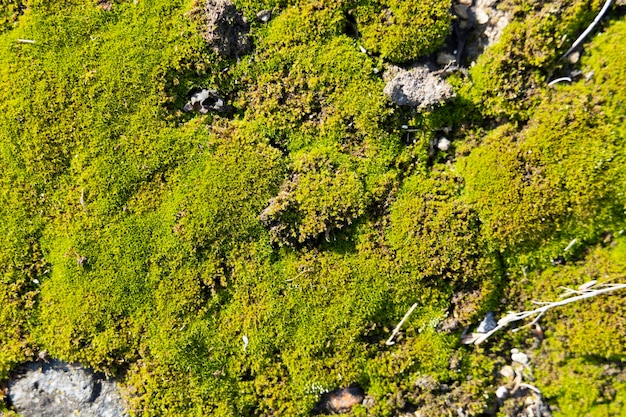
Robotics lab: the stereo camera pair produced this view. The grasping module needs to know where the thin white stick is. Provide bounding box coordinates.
[561,0,613,60]
[469,283,626,345]
[548,77,572,86]
[519,383,543,395]
[386,303,418,346]
[564,238,578,252]
[17,39,36,44]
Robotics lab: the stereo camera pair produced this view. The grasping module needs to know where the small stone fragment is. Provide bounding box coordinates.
[500,365,515,378]
[476,311,497,333]
[567,51,580,64]
[315,385,365,414]
[437,137,451,151]
[256,9,272,23]
[511,348,529,365]
[496,386,509,399]
[183,88,226,113]
[97,0,113,11]
[474,8,490,25]
[383,65,455,110]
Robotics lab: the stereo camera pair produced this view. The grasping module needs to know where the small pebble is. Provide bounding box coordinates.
[475,8,490,25]
[437,137,451,151]
[496,386,509,399]
[566,51,580,64]
[316,386,365,414]
[511,349,529,365]
[256,9,272,23]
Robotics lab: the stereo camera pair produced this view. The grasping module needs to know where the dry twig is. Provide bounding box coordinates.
[386,303,418,346]
[463,281,626,345]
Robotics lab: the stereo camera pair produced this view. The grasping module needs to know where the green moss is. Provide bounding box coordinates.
[388,167,496,284]
[458,124,561,251]
[0,0,25,33]
[459,22,626,252]
[0,188,42,379]
[504,238,626,417]
[1,0,626,415]
[353,0,451,63]
[461,0,606,120]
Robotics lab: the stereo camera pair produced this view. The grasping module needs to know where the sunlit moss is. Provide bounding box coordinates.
[1,0,626,415]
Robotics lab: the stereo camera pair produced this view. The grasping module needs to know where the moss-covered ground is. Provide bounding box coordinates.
[0,0,625,415]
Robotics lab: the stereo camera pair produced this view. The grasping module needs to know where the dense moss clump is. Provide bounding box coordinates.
[0,0,25,32]
[388,168,496,284]
[462,0,607,120]
[352,0,451,63]
[506,238,626,417]
[1,0,626,415]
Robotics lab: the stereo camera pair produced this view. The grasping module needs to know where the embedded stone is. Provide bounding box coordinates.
[383,65,455,110]
[476,311,497,333]
[7,360,128,417]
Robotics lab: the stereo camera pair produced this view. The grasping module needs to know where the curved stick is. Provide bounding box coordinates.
[560,0,613,60]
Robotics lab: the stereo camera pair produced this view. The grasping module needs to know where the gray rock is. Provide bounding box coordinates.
[476,311,497,333]
[383,65,455,110]
[7,360,128,417]
[436,52,456,66]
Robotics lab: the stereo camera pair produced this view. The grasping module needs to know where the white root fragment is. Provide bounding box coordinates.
[466,282,626,345]
[548,77,572,86]
[560,0,614,60]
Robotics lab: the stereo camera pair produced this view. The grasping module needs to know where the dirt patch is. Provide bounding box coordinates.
[447,0,513,66]
[195,0,251,59]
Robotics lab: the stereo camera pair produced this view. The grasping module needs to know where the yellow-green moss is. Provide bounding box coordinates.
[353,0,451,63]
[461,0,606,120]
[1,0,626,415]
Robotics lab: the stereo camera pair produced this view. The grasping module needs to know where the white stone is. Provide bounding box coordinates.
[475,8,490,25]
[496,386,509,399]
[500,365,515,378]
[437,137,451,151]
[511,349,529,365]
